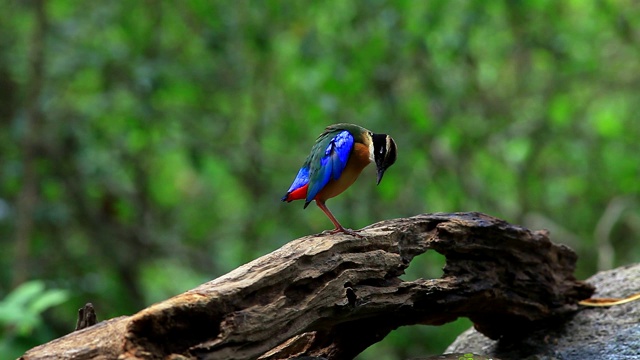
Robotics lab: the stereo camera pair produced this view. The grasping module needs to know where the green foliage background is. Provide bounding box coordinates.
[1,0,639,358]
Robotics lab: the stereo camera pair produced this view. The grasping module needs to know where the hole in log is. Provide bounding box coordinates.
[345,287,357,307]
[359,318,473,358]
[400,251,446,282]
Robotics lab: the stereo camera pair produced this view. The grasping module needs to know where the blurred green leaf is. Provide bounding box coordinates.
[0,281,69,336]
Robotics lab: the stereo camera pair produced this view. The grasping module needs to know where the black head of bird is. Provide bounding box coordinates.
[371,132,397,185]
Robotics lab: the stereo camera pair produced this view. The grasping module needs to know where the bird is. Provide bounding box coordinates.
[281,123,397,237]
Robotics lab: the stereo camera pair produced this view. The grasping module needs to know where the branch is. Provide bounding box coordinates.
[75,303,97,331]
[21,212,594,360]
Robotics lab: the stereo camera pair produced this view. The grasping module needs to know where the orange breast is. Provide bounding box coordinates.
[315,142,371,201]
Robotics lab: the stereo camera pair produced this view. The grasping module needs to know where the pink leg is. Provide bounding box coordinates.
[315,200,363,238]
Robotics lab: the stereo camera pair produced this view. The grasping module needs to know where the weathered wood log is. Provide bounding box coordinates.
[74,303,97,331]
[20,212,594,360]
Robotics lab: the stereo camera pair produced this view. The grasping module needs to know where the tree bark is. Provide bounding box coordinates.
[20,212,594,360]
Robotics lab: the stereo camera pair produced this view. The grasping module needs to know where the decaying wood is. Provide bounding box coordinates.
[75,303,97,331]
[21,212,594,360]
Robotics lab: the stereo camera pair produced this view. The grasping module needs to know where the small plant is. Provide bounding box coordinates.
[0,281,69,358]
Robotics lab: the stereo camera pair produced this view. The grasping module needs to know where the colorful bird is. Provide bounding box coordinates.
[281,123,397,237]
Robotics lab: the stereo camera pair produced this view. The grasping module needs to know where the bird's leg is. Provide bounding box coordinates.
[315,200,363,238]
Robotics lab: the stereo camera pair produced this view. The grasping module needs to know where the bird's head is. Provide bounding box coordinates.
[372,133,397,185]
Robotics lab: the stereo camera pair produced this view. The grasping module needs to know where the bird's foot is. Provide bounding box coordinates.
[324,227,364,238]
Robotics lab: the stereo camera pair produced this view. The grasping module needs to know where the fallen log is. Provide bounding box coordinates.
[20,212,594,360]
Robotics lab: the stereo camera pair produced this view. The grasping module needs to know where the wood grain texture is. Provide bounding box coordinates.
[20,212,594,360]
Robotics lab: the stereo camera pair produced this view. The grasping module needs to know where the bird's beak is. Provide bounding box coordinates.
[376,168,385,185]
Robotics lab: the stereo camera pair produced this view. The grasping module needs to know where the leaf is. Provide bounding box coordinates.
[0,281,45,310]
[28,289,69,315]
[0,281,68,336]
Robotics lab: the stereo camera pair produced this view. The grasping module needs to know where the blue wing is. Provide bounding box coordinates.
[284,166,310,194]
[305,130,354,204]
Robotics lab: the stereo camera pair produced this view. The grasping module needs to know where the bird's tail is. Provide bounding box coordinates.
[281,184,309,203]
